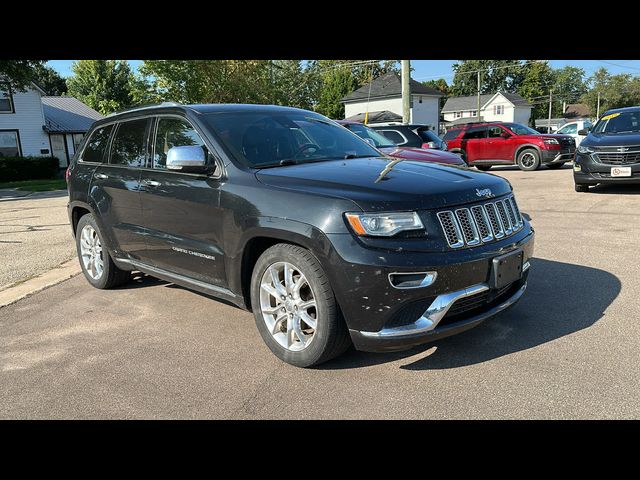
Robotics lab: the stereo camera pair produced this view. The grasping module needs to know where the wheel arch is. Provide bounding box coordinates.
[514,144,542,162]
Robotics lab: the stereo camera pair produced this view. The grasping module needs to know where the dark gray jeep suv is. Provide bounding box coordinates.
[67,103,534,367]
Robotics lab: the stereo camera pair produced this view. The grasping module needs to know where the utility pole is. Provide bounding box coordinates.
[597,91,601,118]
[548,89,553,133]
[477,71,481,122]
[401,60,411,124]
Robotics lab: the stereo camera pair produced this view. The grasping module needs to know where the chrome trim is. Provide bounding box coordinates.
[437,211,465,248]
[522,260,530,271]
[388,271,437,290]
[455,208,481,246]
[471,205,494,243]
[360,283,490,338]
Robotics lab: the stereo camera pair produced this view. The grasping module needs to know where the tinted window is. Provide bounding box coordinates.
[110,119,148,167]
[463,127,487,139]
[82,124,114,163]
[154,117,208,169]
[416,128,440,143]
[488,126,504,138]
[378,130,406,145]
[593,111,640,135]
[345,124,395,147]
[505,123,540,135]
[443,129,461,141]
[203,111,381,168]
[558,124,577,134]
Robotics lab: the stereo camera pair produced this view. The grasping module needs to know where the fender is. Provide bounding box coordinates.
[514,143,543,162]
[67,199,119,255]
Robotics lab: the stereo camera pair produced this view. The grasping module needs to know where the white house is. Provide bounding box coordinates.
[340,72,443,131]
[442,92,532,128]
[0,82,102,167]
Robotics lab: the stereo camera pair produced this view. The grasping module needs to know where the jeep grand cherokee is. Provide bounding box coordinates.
[67,103,535,367]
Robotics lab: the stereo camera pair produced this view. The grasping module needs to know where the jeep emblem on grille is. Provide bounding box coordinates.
[475,188,494,198]
[617,147,629,152]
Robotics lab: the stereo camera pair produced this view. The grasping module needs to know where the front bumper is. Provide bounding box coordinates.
[574,152,640,184]
[324,226,534,352]
[541,149,575,164]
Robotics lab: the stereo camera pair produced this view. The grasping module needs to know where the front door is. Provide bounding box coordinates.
[50,134,68,167]
[138,116,227,287]
[460,126,487,163]
[89,118,149,259]
[485,125,515,161]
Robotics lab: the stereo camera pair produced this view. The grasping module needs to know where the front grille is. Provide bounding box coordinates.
[437,195,524,249]
[441,282,515,323]
[595,151,640,165]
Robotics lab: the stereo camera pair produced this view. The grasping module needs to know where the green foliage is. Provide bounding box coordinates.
[0,156,60,182]
[581,68,640,117]
[0,60,47,91]
[66,60,136,114]
[31,64,67,95]
[516,61,555,122]
[451,60,525,96]
[423,78,449,109]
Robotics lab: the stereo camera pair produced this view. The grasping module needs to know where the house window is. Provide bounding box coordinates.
[494,105,504,115]
[0,130,21,156]
[0,85,14,113]
[471,110,477,117]
[73,133,84,151]
[455,111,462,119]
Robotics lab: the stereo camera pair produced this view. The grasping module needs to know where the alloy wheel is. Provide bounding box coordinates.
[79,224,104,280]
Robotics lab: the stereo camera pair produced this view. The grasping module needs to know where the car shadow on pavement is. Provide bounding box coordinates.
[320,257,620,370]
[589,184,640,195]
[487,164,574,172]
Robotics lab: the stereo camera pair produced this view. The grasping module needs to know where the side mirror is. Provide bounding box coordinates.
[578,129,588,136]
[166,145,208,173]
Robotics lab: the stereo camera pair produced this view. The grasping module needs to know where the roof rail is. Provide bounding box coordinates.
[106,101,182,117]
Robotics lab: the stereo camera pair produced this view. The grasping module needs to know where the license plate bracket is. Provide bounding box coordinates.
[491,249,524,289]
[611,166,631,177]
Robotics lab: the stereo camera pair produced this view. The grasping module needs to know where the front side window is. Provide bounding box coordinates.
[463,127,487,140]
[110,118,148,167]
[443,129,462,141]
[488,126,505,138]
[345,124,395,148]
[0,85,13,113]
[377,129,407,146]
[0,130,20,156]
[505,123,539,136]
[203,111,381,168]
[82,124,114,163]
[153,117,208,169]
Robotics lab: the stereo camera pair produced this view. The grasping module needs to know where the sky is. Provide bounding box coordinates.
[46,59,640,81]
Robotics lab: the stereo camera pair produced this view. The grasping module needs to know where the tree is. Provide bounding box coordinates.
[516,61,555,123]
[581,68,640,117]
[31,64,67,95]
[451,60,525,96]
[66,60,136,114]
[423,78,449,108]
[0,60,47,91]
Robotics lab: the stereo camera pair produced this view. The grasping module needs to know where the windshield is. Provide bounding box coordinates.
[202,111,381,168]
[344,123,396,148]
[592,111,640,135]
[504,123,540,135]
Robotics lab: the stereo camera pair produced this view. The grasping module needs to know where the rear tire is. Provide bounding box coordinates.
[76,214,130,289]
[547,162,565,169]
[250,243,351,368]
[575,183,590,192]
[516,149,541,171]
[476,165,492,171]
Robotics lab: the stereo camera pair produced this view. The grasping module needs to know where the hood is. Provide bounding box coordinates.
[520,133,574,141]
[255,157,511,211]
[583,132,640,147]
[378,146,465,165]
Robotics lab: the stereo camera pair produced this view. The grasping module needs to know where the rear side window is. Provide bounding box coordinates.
[443,129,461,141]
[153,117,207,169]
[82,124,114,163]
[110,118,149,167]
[378,129,406,145]
[416,128,440,142]
[463,127,487,139]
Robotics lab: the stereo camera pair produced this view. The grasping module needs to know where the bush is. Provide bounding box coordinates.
[0,156,60,182]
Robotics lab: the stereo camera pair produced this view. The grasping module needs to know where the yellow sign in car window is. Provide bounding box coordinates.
[601,113,620,121]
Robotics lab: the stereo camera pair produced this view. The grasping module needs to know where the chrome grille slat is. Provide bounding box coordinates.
[437,195,524,249]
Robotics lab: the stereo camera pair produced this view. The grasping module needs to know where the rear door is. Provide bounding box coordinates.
[89,117,149,259]
[137,115,227,287]
[460,126,488,163]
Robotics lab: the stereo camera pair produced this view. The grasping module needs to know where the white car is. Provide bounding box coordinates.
[555,120,593,147]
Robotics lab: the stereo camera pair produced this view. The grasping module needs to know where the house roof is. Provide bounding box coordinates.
[442,92,531,112]
[42,96,103,133]
[442,116,481,126]
[563,103,591,118]
[341,72,444,103]
[344,110,403,124]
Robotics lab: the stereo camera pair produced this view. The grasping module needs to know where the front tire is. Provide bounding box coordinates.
[516,149,541,171]
[76,214,130,289]
[476,165,492,171]
[250,243,351,368]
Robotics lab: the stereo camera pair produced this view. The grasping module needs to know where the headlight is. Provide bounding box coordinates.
[345,211,424,237]
[577,145,595,154]
[543,138,559,145]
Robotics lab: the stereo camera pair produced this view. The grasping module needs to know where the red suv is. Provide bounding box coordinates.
[444,122,576,171]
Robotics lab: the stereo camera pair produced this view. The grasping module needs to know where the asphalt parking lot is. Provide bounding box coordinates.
[1,165,640,419]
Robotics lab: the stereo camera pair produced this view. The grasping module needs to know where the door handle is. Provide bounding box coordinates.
[142,180,161,187]
[94,173,108,180]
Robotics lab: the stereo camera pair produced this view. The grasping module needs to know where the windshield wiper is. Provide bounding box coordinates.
[343,154,376,159]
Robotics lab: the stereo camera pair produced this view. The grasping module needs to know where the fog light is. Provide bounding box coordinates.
[574,164,582,171]
[388,272,437,289]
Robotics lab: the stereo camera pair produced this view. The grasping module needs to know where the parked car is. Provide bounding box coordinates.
[67,103,534,367]
[555,119,593,147]
[337,120,465,166]
[370,124,448,150]
[444,121,576,171]
[574,107,640,192]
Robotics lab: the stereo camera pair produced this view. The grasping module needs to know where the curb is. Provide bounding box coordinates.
[0,259,81,308]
